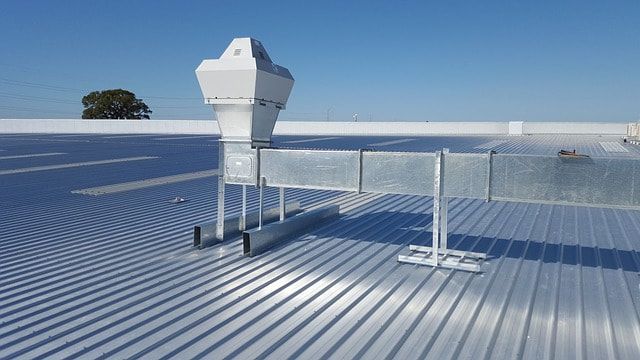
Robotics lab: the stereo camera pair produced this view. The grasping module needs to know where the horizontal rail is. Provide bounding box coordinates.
[243,205,340,257]
[194,201,302,248]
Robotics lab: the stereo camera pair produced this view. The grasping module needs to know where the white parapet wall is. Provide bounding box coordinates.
[523,122,630,135]
[275,121,509,136]
[0,119,218,134]
[508,121,523,136]
[0,119,634,136]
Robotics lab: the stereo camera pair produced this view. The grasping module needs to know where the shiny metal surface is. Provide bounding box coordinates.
[222,141,258,185]
[491,154,640,209]
[243,205,340,257]
[234,143,640,210]
[442,153,488,199]
[2,134,640,360]
[361,151,434,195]
[195,201,302,249]
[260,148,360,191]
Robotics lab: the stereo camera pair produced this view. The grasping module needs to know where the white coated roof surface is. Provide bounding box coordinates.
[1,133,640,359]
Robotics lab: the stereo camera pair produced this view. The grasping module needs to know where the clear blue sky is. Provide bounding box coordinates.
[0,0,638,121]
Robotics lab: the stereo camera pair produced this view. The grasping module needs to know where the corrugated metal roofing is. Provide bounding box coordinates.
[1,133,640,359]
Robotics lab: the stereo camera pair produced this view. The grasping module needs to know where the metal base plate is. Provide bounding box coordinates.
[398,245,485,273]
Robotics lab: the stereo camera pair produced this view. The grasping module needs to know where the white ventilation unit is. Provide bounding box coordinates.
[195,37,294,147]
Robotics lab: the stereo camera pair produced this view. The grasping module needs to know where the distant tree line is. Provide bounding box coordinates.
[82,89,152,119]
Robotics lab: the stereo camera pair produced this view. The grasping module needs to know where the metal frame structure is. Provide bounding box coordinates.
[207,140,640,272]
[397,150,486,272]
[196,37,640,273]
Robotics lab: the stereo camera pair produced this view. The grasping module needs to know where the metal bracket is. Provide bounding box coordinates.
[485,150,495,202]
[357,149,363,194]
[398,148,486,273]
[243,205,340,257]
[215,141,226,241]
[194,201,302,249]
[258,176,266,229]
[279,187,286,221]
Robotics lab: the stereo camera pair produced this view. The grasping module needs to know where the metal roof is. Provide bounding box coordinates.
[1,133,640,359]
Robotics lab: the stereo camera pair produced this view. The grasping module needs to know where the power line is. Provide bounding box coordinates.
[0,92,79,105]
[0,77,203,101]
[0,105,80,115]
[0,76,328,118]
[0,62,86,78]
[0,90,203,108]
[140,95,202,100]
[152,105,207,109]
[0,77,86,92]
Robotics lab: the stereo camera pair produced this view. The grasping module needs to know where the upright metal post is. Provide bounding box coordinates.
[357,149,363,194]
[441,149,449,255]
[485,150,494,202]
[431,150,442,266]
[441,198,448,254]
[279,187,286,221]
[215,141,226,241]
[258,177,265,230]
[400,148,486,272]
[240,185,247,231]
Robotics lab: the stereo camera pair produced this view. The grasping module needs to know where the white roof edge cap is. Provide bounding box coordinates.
[196,37,294,145]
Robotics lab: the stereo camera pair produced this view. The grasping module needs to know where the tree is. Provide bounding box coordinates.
[81,89,152,119]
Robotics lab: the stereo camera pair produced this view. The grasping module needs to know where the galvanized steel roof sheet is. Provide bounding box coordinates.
[1,133,640,359]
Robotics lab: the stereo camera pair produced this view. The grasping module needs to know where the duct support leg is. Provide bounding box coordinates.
[440,147,449,255]
[398,149,486,272]
[439,148,449,256]
[240,185,247,231]
[258,177,265,230]
[441,196,448,255]
[430,150,442,266]
[216,141,226,241]
[279,187,286,221]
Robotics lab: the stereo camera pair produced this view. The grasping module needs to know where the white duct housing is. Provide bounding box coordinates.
[195,37,294,146]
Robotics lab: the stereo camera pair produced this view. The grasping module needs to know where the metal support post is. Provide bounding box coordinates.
[215,141,226,241]
[357,149,363,194]
[279,187,286,221]
[485,150,495,202]
[240,185,247,231]
[398,148,486,272]
[258,177,265,229]
[441,196,448,255]
[430,150,443,266]
[441,149,448,254]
